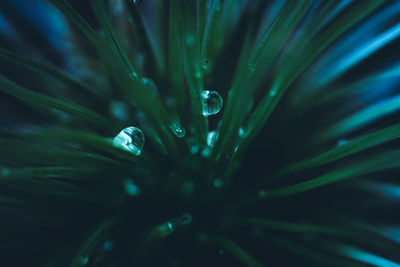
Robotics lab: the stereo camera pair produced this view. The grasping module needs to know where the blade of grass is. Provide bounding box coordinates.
[0,76,113,129]
[205,236,263,267]
[279,123,400,176]
[257,150,400,199]
[319,94,400,143]
[126,0,163,77]
[238,0,388,157]
[213,0,312,165]
[0,47,100,97]
[70,218,115,267]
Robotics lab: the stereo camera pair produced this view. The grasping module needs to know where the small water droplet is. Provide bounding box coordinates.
[202,59,210,71]
[113,127,145,155]
[258,190,266,198]
[269,88,277,97]
[1,168,10,177]
[103,240,114,251]
[190,145,199,154]
[170,120,186,138]
[110,100,128,121]
[201,147,212,158]
[180,213,192,225]
[337,139,348,147]
[213,179,223,188]
[130,71,139,80]
[159,221,174,235]
[238,127,245,138]
[201,90,223,116]
[141,77,158,96]
[79,256,89,265]
[132,0,141,4]
[124,178,140,196]
[207,131,218,147]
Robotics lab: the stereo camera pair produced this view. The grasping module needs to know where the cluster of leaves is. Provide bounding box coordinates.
[0,0,400,266]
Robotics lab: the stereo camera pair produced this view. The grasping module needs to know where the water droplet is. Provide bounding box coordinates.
[170,120,186,138]
[207,131,218,147]
[201,147,211,158]
[202,59,210,71]
[337,139,348,147]
[269,88,277,97]
[159,221,174,236]
[110,100,128,121]
[201,90,223,116]
[124,178,140,196]
[258,190,266,198]
[132,0,141,4]
[180,213,192,225]
[190,145,199,154]
[1,168,10,177]
[113,127,145,155]
[103,240,114,251]
[238,127,245,138]
[79,256,89,265]
[141,77,158,96]
[213,179,223,188]
[130,71,139,80]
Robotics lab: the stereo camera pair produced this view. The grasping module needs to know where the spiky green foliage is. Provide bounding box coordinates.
[0,0,400,266]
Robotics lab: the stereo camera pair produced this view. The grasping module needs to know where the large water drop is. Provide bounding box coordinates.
[113,127,145,155]
[201,90,223,116]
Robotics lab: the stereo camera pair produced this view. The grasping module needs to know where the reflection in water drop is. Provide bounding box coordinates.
[201,90,223,116]
[113,127,145,155]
